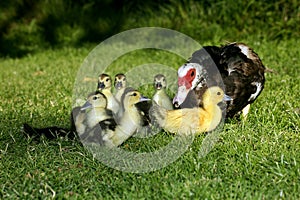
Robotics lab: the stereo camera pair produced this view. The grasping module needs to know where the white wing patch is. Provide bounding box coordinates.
[248,82,262,101]
[227,66,235,76]
[238,44,251,59]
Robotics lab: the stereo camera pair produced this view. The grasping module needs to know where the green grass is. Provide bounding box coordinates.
[0,37,299,199]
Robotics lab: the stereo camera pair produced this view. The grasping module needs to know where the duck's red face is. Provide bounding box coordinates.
[177,68,196,90]
[173,64,199,107]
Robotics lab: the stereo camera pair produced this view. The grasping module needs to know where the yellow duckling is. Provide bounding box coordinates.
[97,73,120,115]
[152,74,173,110]
[150,86,232,135]
[104,88,150,146]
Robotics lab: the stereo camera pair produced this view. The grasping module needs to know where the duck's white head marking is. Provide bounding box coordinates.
[173,63,205,107]
[248,82,262,101]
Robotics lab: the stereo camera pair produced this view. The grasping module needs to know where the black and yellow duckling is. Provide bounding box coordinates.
[173,42,266,119]
[104,88,151,146]
[23,91,112,143]
[151,86,232,135]
[97,73,120,115]
[72,91,117,143]
[152,74,173,110]
[114,73,127,103]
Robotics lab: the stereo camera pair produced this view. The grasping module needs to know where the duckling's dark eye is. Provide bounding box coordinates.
[217,92,221,95]
[132,92,137,96]
[106,78,109,82]
[93,96,98,100]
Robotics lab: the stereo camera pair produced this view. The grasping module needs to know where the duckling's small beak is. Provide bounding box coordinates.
[155,82,162,90]
[81,101,93,110]
[116,82,122,89]
[223,94,233,101]
[139,96,151,102]
[97,82,105,89]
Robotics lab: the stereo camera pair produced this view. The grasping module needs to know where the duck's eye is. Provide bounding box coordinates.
[217,92,221,95]
[132,92,137,96]
[93,96,98,100]
[106,78,109,82]
[190,71,195,77]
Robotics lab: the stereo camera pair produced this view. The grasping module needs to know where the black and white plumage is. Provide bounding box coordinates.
[152,74,173,110]
[173,42,265,119]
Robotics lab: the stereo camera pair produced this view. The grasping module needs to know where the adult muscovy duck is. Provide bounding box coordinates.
[173,42,266,119]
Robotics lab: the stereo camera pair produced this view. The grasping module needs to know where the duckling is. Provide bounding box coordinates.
[114,73,127,103]
[105,88,150,146]
[76,91,118,144]
[150,86,232,135]
[152,74,173,110]
[23,91,111,142]
[173,42,265,119]
[74,91,112,136]
[23,89,150,146]
[113,73,127,121]
[97,73,120,115]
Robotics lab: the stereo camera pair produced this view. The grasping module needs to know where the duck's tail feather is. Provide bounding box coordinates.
[23,123,76,140]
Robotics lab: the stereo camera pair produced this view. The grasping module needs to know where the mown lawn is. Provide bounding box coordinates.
[0,37,299,199]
